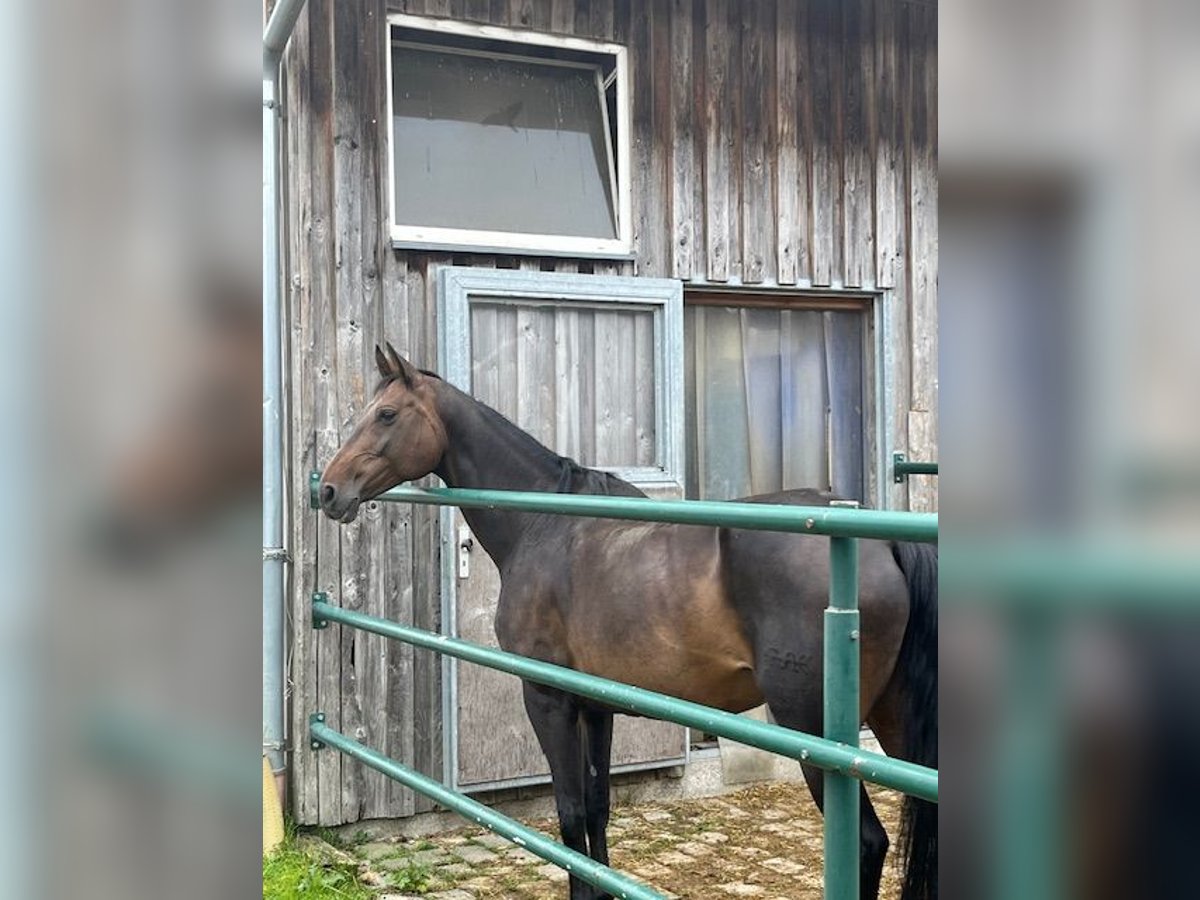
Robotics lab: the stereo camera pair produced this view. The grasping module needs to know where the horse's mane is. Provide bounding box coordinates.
[453,381,644,499]
[553,456,646,498]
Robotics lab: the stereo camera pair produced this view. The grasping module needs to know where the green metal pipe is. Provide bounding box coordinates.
[312,596,939,802]
[308,472,938,543]
[892,452,939,483]
[308,717,663,900]
[940,541,1200,607]
[824,536,862,900]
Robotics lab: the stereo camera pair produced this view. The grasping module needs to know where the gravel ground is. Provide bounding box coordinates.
[342,780,905,899]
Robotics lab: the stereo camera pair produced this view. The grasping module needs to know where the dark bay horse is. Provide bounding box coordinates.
[319,345,937,900]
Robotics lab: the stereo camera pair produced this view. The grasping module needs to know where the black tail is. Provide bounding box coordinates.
[891,540,938,900]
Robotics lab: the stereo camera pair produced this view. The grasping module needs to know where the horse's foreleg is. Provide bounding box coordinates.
[581,706,615,881]
[522,681,595,900]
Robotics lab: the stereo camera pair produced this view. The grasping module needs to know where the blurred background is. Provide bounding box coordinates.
[1,0,261,897]
[0,0,1195,897]
[941,1,1200,898]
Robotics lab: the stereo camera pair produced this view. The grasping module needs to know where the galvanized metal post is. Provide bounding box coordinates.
[825,533,861,900]
[262,0,310,780]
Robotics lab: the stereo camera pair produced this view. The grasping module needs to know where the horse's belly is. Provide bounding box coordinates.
[569,613,765,713]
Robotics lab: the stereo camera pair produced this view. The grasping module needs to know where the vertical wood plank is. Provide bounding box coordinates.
[740,0,774,284]
[725,0,743,282]
[332,0,368,823]
[381,251,417,816]
[550,0,574,33]
[516,304,557,445]
[573,0,591,37]
[809,0,835,286]
[351,0,393,821]
[907,4,937,511]
[555,307,582,458]
[842,0,875,288]
[703,0,730,282]
[489,0,511,25]
[907,409,936,512]
[615,312,638,461]
[873,0,899,289]
[307,0,344,826]
[669,0,694,280]
[497,301,519,421]
[589,0,614,40]
[645,0,673,279]
[629,1,654,277]
[578,308,597,464]
[471,303,499,406]
[509,0,534,28]
[465,0,492,23]
[633,311,656,466]
[283,0,319,825]
[592,309,621,463]
[401,259,426,813]
[891,1,915,511]
[774,0,803,285]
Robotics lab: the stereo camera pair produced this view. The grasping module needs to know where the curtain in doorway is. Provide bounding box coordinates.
[685,306,865,502]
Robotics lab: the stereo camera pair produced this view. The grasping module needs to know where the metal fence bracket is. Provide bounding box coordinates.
[312,592,330,629]
[309,712,327,750]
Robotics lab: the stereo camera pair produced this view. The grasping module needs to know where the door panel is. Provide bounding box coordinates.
[438,268,686,790]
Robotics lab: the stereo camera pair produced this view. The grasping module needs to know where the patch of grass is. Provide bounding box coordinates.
[385,859,433,894]
[263,846,372,900]
[264,818,372,900]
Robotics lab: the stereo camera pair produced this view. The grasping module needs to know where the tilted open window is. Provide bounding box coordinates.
[387,15,631,256]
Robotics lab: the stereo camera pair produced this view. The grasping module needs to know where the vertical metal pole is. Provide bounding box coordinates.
[262,0,310,786]
[262,63,286,778]
[0,0,33,893]
[995,611,1061,900]
[825,534,861,900]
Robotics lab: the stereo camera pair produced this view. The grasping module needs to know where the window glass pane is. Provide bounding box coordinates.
[392,45,617,239]
[685,306,865,502]
[469,301,655,469]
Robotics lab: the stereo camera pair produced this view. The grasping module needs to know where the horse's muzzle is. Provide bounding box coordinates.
[319,482,360,523]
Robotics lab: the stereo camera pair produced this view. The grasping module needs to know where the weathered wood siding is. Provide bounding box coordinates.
[284,0,937,824]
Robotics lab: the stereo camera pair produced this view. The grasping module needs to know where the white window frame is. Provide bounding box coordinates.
[386,14,633,257]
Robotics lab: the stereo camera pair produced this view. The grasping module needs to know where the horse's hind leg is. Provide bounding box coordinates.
[522,681,597,900]
[762,684,889,900]
[796,764,891,900]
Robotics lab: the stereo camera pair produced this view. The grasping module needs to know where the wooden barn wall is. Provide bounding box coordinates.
[284,0,937,824]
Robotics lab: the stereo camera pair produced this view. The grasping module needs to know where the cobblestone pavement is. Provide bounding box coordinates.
[337,781,904,900]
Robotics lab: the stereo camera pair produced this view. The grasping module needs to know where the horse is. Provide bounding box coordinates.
[319,344,937,900]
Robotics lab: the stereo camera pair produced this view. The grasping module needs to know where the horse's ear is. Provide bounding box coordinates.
[374,344,395,379]
[384,342,422,388]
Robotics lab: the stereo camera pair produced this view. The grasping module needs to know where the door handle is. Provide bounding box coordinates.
[457,525,474,578]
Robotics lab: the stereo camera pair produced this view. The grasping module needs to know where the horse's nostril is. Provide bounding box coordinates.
[320,483,337,506]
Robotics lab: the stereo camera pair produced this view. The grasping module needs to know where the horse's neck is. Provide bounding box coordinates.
[431,383,564,567]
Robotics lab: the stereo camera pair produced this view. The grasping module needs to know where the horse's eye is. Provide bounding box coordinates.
[377,408,397,424]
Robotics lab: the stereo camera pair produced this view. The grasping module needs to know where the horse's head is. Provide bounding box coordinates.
[318,344,447,523]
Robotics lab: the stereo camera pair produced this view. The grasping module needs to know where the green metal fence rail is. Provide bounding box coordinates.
[306,475,939,900]
[892,452,939,483]
[310,596,938,802]
[309,713,663,900]
[307,472,939,542]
